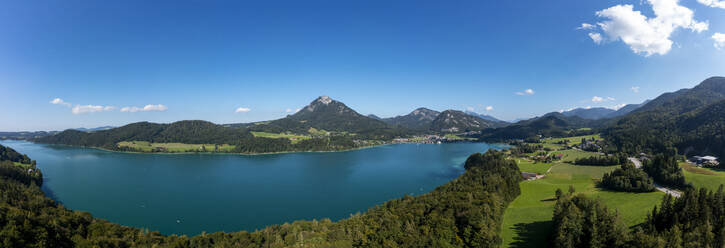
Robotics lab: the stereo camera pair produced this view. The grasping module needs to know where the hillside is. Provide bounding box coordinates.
[429,110,498,133]
[382,107,440,130]
[561,107,615,120]
[478,112,597,141]
[464,111,509,127]
[605,76,725,157]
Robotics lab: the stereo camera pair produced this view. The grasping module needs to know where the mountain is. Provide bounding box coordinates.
[464,111,509,127]
[605,76,725,157]
[429,110,498,133]
[479,112,597,141]
[73,126,116,132]
[382,108,440,130]
[561,107,615,120]
[634,76,725,115]
[604,100,650,118]
[256,96,396,136]
[367,114,382,120]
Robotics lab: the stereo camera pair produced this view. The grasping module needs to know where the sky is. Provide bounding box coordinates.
[1,0,724,131]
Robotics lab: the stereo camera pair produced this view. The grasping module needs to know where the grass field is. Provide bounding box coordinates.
[681,162,725,191]
[501,161,664,248]
[555,149,601,162]
[544,134,600,146]
[251,131,311,144]
[516,159,553,174]
[117,141,236,153]
[12,162,31,168]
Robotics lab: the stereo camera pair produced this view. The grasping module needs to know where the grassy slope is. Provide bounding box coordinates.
[515,159,552,174]
[117,141,236,152]
[504,161,664,248]
[250,131,311,144]
[681,162,725,191]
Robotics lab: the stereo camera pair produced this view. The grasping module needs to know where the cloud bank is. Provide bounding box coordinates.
[584,0,708,56]
[515,89,535,95]
[121,104,168,113]
[235,107,251,113]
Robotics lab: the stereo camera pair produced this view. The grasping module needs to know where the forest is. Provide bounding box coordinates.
[0,147,522,247]
[600,162,655,192]
[550,187,725,248]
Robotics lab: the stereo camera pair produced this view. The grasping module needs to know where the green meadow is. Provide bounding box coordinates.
[681,162,725,191]
[250,131,311,144]
[117,141,236,153]
[504,159,664,248]
[515,159,552,174]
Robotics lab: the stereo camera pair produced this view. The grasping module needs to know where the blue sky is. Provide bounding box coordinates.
[1,0,724,131]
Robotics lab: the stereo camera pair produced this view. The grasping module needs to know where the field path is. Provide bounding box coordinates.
[629,157,681,198]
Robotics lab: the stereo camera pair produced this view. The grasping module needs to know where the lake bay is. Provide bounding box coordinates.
[0,140,503,235]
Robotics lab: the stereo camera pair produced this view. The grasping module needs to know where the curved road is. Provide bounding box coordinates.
[629,157,681,198]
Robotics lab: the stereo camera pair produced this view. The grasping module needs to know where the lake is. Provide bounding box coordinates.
[0,140,504,235]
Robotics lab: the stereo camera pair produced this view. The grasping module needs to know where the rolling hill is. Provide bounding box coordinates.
[429,110,499,133]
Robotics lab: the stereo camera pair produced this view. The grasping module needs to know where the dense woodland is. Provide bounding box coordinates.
[600,162,655,192]
[551,187,725,248]
[0,147,522,247]
[642,154,689,189]
[574,154,626,166]
[478,113,599,142]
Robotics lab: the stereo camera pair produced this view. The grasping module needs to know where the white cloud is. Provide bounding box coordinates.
[589,32,603,44]
[592,96,615,102]
[285,108,301,113]
[515,89,535,95]
[609,104,627,110]
[485,106,494,111]
[698,0,725,9]
[713,33,725,50]
[466,106,475,112]
[578,23,596,30]
[72,105,115,115]
[295,108,301,113]
[121,104,168,113]
[50,98,71,107]
[631,86,640,93]
[588,0,708,56]
[235,107,251,113]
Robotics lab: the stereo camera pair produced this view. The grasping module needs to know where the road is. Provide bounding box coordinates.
[628,157,681,198]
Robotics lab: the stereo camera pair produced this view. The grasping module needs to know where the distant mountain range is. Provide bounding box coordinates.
[72,126,116,132]
[24,76,725,157]
[558,100,649,120]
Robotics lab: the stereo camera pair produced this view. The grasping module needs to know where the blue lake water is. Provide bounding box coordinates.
[0,140,504,235]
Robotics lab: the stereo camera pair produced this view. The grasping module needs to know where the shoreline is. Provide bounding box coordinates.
[3,140,505,156]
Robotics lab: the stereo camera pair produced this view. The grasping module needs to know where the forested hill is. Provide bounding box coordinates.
[0,149,522,247]
[35,120,250,149]
[429,110,499,133]
[383,107,440,130]
[478,112,599,141]
[605,76,725,157]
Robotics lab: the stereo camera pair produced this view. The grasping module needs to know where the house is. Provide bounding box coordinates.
[693,156,719,167]
[522,172,538,180]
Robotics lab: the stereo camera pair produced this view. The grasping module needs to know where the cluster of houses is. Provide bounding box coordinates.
[392,135,465,144]
[690,155,719,167]
[577,139,603,152]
